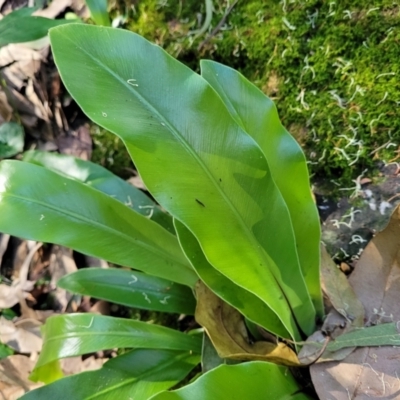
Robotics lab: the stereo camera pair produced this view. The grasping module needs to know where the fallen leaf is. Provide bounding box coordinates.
[0,355,42,399]
[0,242,41,309]
[57,123,92,160]
[0,317,42,353]
[90,300,110,315]
[0,44,47,88]
[300,309,359,364]
[127,173,147,190]
[48,245,77,312]
[311,204,400,399]
[194,281,300,366]
[320,244,365,327]
[60,355,104,376]
[299,246,365,364]
[0,91,12,122]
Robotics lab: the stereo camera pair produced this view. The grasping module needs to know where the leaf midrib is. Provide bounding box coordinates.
[0,191,189,272]
[85,352,196,400]
[57,28,289,314]
[44,330,194,343]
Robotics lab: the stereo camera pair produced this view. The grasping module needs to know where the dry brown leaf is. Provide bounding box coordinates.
[0,242,41,309]
[0,281,35,309]
[320,244,365,328]
[0,44,47,89]
[24,79,51,122]
[299,246,365,364]
[0,234,9,266]
[311,204,400,399]
[57,123,92,160]
[195,281,300,366]
[90,300,110,315]
[48,246,77,312]
[0,317,42,353]
[127,174,147,190]
[0,355,42,400]
[298,311,356,364]
[0,91,12,122]
[60,355,104,376]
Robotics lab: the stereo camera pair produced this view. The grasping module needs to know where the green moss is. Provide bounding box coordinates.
[91,125,133,179]
[219,0,400,186]
[100,0,400,186]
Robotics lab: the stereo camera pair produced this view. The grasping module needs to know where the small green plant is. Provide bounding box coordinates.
[2,22,400,400]
[2,9,400,397]
[0,24,322,398]
[0,5,78,48]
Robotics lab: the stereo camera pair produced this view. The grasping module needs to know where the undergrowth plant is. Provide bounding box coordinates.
[0,24,325,398]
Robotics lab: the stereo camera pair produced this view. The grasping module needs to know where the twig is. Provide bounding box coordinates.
[300,335,331,366]
[198,0,238,51]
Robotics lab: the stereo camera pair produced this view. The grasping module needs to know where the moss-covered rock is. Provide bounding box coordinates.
[120,0,400,187]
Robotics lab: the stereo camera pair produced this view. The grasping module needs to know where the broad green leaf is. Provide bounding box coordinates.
[0,161,197,287]
[0,122,24,158]
[50,24,315,338]
[31,313,202,380]
[2,6,36,19]
[58,268,196,314]
[85,0,110,26]
[327,322,400,352]
[174,219,295,339]
[151,362,312,400]
[201,60,323,317]
[23,150,173,232]
[0,7,78,48]
[23,349,199,399]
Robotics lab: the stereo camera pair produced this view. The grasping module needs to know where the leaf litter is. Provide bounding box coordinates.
[311,203,400,399]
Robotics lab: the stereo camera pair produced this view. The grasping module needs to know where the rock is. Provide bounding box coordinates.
[317,163,400,262]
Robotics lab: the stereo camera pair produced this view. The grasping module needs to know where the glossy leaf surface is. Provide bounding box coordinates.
[58,267,196,314]
[0,7,76,48]
[31,313,202,379]
[23,150,173,232]
[50,24,315,337]
[151,362,311,400]
[0,161,196,287]
[201,60,322,317]
[23,349,199,400]
[174,219,294,339]
[0,122,24,159]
